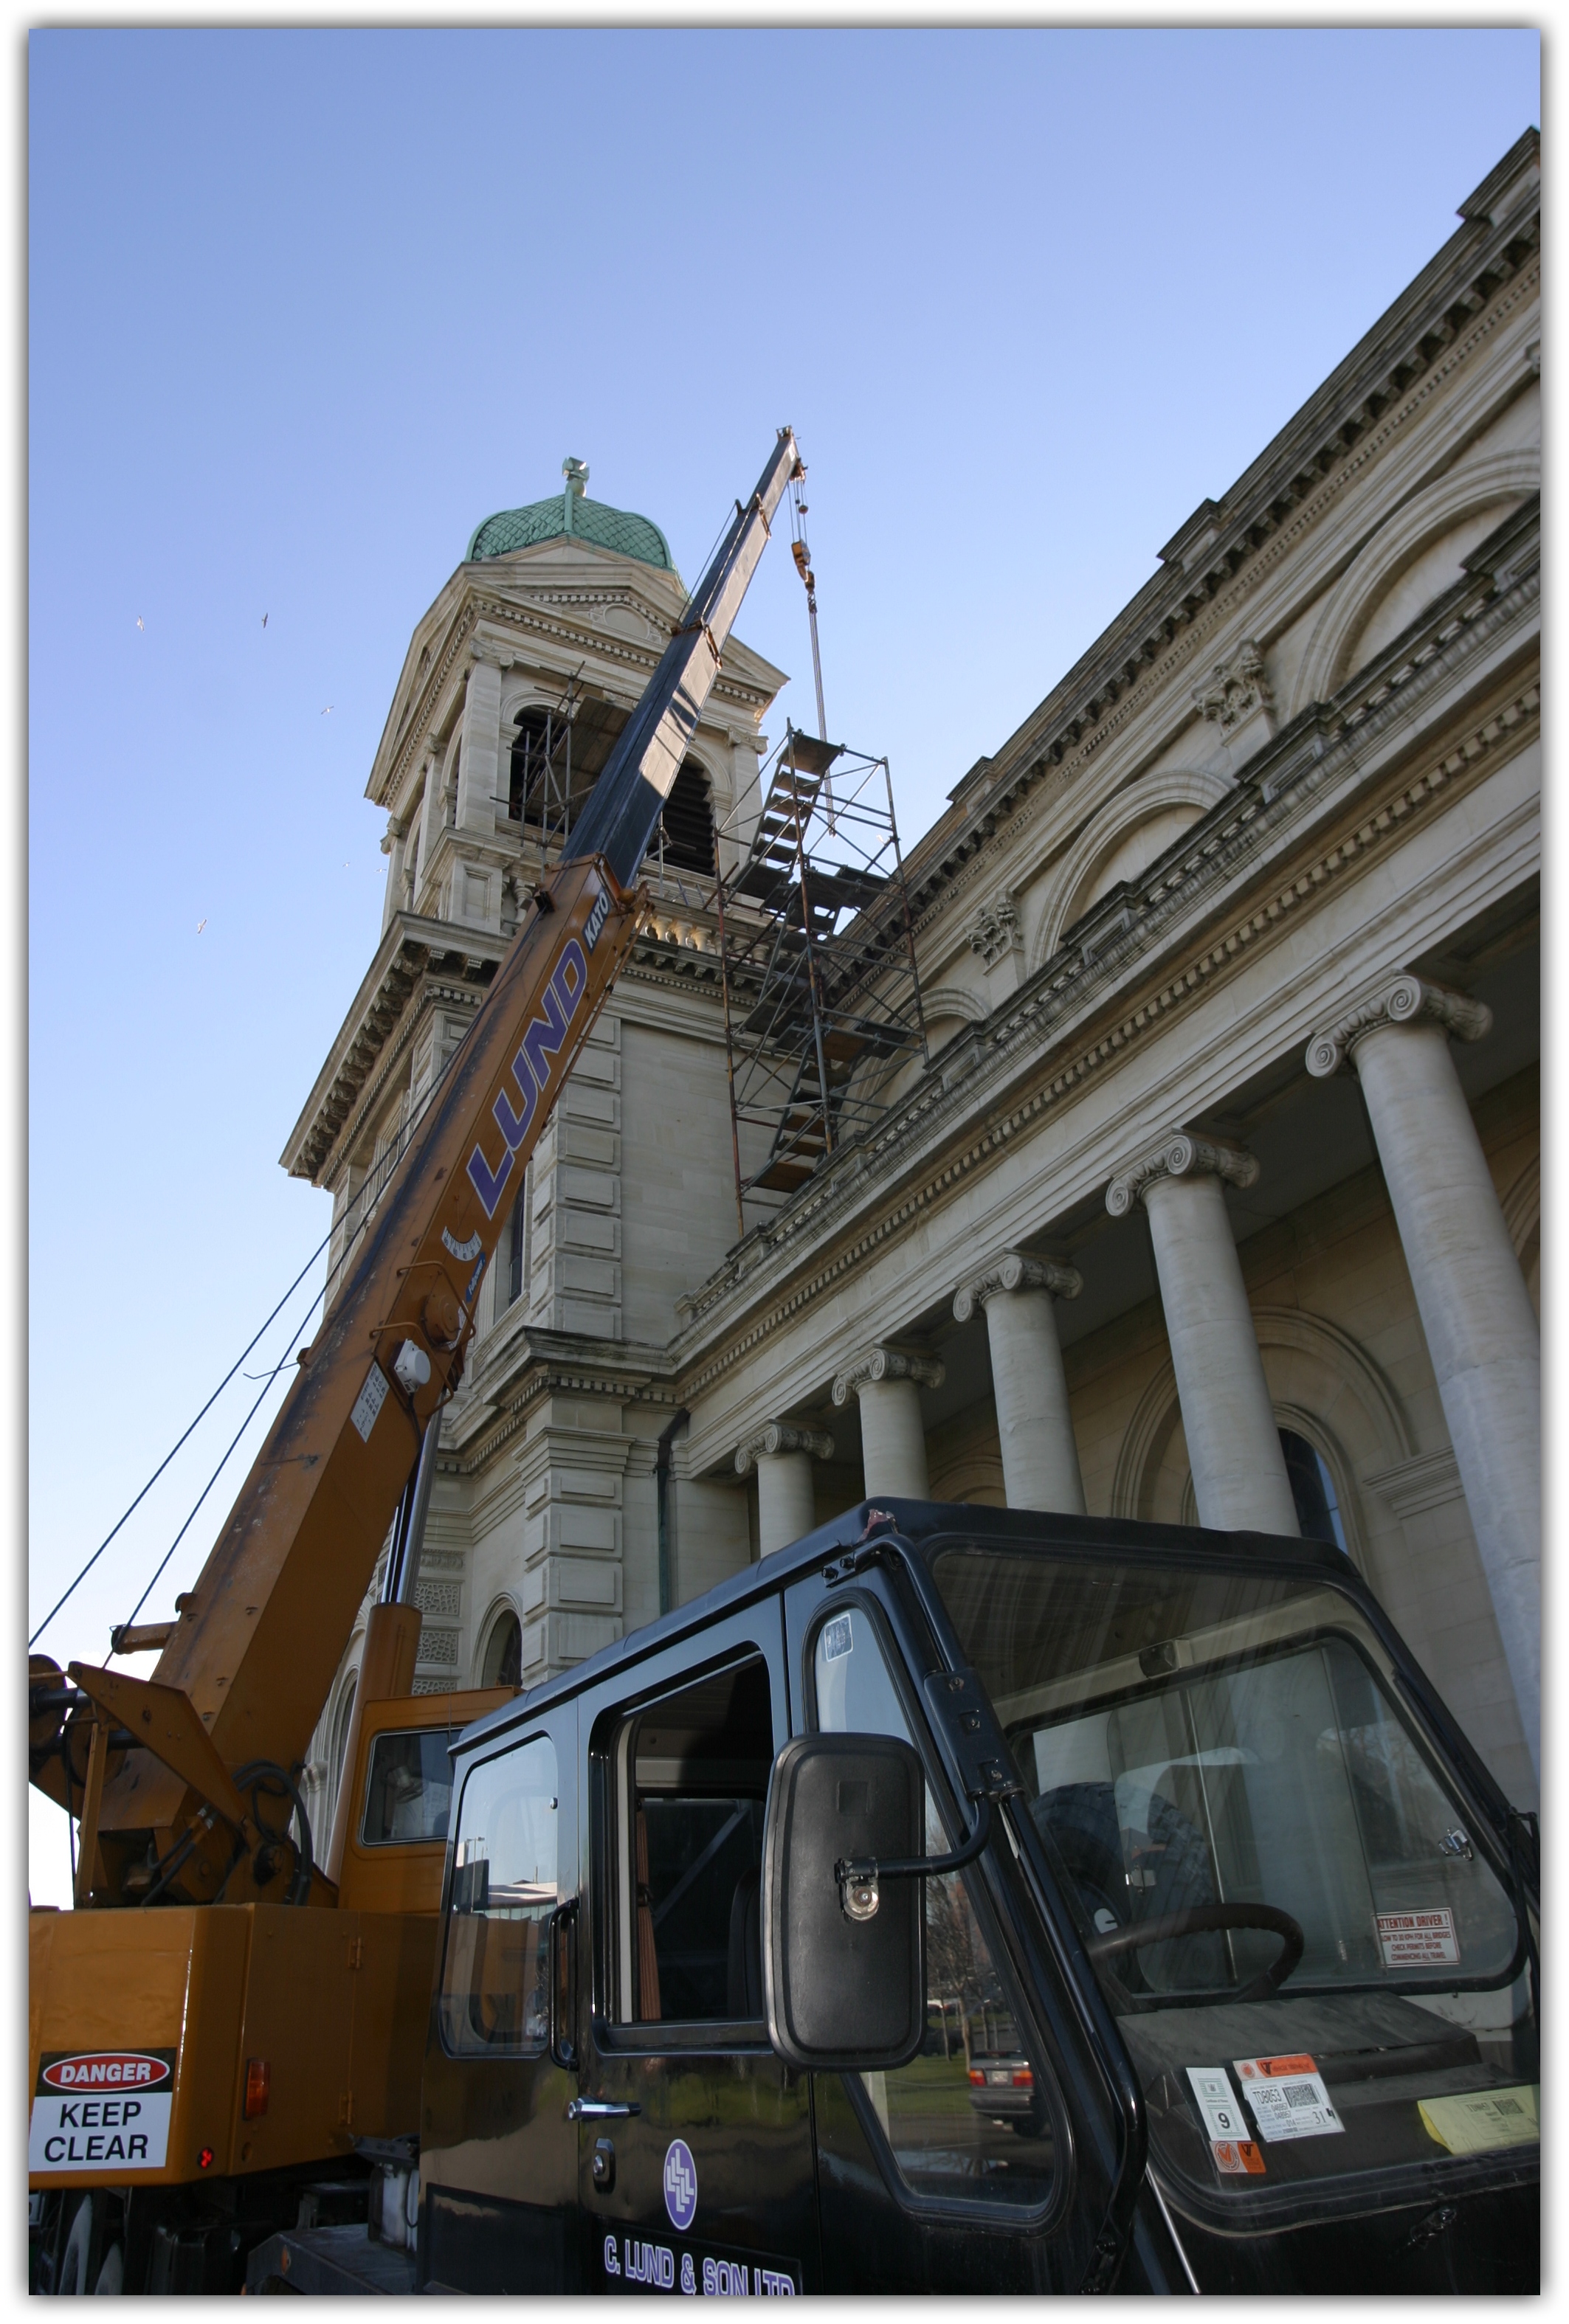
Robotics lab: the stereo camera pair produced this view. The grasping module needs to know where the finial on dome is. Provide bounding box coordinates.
[563,456,588,499]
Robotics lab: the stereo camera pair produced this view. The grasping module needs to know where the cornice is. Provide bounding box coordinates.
[899,220,1539,937]
[283,911,506,1184]
[1305,972,1492,1079]
[372,570,784,812]
[672,651,1538,1403]
[449,1331,681,1475]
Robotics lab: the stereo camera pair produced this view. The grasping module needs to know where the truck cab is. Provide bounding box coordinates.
[406,1501,1538,2297]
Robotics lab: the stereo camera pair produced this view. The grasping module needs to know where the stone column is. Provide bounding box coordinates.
[1108,1133,1299,1538]
[832,1347,945,1502]
[1308,974,1539,1772]
[458,649,503,835]
[379,812,406,936]
[417,747,446,897]
[736,1423,835,1557]
[954,1253,1086,1512]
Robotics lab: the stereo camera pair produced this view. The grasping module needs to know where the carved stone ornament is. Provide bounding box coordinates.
[1193,639,1274,732]
[1106,1131,1260,1218]
[831,1346,946,1407]
[1305,973,1493,1079]
[953,1251,1083,1323]
[734,1422,835,1476]
[967,888,1021,969]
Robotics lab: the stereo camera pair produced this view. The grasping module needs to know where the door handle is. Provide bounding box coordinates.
[549,1899,579,2071]
[568,2098,641,2120]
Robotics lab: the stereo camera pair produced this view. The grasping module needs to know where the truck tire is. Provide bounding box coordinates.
[57,2196,93,2295]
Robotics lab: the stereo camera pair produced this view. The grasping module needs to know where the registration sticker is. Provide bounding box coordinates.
[821,1614,853,1663]
[30,2050,176,2174]
[1376,1907,1461,1968]
[1233,2055,1342,2143]
[1185,2067,1265,2175]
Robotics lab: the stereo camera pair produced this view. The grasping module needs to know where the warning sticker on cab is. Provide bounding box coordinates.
[1233,2055,1342,2143]
[30,2050,176,2174]
[1376,1906,1461,1968]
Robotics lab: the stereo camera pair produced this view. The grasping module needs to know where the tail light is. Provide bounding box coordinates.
[1012,2067,1034,2088]
[244,2058,271,2119]
[968,2069,985,2086]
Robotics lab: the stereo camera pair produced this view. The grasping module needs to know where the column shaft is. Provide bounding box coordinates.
[458,658,503,835]
[1142,1172,1299,1536]
[858,1379,930,1501]
[984,1291,1086,1513]
[756,1452,817,1557]
[1354,1019,1539,1769]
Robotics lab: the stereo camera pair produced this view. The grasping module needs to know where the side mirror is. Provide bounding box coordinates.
[761,1733,925,2073]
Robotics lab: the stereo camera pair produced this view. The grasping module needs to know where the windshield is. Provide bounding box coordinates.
[932,1543,1537,2212]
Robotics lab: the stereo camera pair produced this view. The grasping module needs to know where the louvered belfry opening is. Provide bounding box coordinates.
[711,727,929,1241]
[507,678,630,843]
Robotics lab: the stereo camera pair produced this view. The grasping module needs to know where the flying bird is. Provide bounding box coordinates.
[196,918,207,935]
[320,705,334,716]
[136,616,144,631]
[262,613,269,629]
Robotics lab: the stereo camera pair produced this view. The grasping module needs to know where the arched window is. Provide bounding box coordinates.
[1279,1429,1348,1552]
[659,759,715,876]
[328,1676,357,1827]
[481,1609,523,1690]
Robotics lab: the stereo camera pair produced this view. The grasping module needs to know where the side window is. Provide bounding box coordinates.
[611,1657,773,2028]
[812,1605,1058,2213]
[362,1727,460,1845]
[439,1734,558,2056]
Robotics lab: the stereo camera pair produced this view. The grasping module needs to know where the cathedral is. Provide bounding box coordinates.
[289,130,1539,1836]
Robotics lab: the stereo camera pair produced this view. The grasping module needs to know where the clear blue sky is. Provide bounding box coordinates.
[27,27,1539,1894]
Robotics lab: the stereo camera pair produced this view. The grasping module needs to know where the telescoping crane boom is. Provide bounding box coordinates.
[28,429,804,2280]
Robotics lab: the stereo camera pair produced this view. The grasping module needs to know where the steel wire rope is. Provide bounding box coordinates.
[30,1040,457,1650]
[111,1267,330,1646]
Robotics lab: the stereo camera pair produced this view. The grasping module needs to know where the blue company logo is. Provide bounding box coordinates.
[663,2137,697,2233]
[466,936,589,1218]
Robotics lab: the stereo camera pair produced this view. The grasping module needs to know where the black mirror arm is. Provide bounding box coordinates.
[835,1790,991,1917]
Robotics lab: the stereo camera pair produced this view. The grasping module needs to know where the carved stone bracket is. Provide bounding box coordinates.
[967,888,1021,969]
[953,1251,1083,1322]
[1194,638,1273,731]
[1306,973,1493,1079]
[831,1346,946,1407]
[1106,1130,1260,1218]
[734,1422,835,1476]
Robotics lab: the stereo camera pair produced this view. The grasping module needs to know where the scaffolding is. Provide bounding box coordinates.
[712,727,929,1237]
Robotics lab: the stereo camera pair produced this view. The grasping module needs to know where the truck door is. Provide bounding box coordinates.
[784,1565,1141,2293]
[573,1601,818,2296]
[418,1702,581,2292]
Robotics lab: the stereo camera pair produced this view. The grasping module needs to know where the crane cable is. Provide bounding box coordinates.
[30,1031,461,1653]
[27,1228,335,1649]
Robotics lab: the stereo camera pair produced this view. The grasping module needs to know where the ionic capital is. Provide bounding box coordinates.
[831,1345,945,1407]
[1106,1130,1259,1218]
[1305,973,1493,1079]
[734,1422,835,1476]
[953,1251,1082,1323]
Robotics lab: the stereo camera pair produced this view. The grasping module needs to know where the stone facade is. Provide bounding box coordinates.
[292,134,1540,1833]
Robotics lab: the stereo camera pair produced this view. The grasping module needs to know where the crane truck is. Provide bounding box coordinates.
[28,428,809,2294]
[29,427,1539,2297]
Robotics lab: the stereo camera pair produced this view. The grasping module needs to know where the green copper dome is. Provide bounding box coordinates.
[466,457,675,571]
